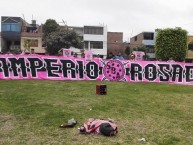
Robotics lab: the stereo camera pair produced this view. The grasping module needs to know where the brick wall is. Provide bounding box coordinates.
[107,32,124,55]
[130,32,144,48]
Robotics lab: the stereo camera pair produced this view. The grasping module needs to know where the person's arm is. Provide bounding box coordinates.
[58,48,63,53]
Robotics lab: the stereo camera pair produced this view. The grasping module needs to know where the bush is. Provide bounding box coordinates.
[155,28,187,61]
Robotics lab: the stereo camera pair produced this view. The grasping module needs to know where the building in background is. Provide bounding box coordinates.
[0,32,1,52]
[186,36,193,62]
[83,25,107,58]
[1,16,45,54]
[1,16,22,53]
[20,19,44,54]
[130,30,193,61]
[70,25,107,58]
[107,32,124,55]
[130,31,157,60]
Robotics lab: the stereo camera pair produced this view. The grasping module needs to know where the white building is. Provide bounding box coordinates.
[0,33,1,52]
[70,25,107,58]
[83,25,107,58]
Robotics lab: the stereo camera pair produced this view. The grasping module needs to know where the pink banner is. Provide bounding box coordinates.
[0,54,192,85]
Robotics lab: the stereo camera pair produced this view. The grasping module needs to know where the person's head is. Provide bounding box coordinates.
[130,53,135,59]
[109,52,113,56]
[97,54,100,58]
[117,52,122,56]
[31,49,35,54]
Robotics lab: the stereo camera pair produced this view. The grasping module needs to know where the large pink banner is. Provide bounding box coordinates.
[0,54,193,85]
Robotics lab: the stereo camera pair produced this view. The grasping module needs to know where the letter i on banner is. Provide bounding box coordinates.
[85,50,93,61]
[62,48,72,57]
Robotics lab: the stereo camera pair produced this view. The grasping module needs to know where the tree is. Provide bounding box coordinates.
[45,27,83,55]
[42,19,83,55]
[42,19,59,38]
[155,28,187,61]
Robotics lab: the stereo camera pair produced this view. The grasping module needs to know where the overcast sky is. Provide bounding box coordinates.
[1,0,193,41]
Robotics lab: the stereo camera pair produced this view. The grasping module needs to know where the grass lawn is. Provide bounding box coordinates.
[0,80,193,145]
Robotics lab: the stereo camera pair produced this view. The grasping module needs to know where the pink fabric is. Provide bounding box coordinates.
[0,54,192,85]
[62,48,71,57]
[84,50,93,61]
[82,118,117,134]
[132,51,145,61]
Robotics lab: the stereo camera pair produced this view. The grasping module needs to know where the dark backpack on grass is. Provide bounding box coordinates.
[99,122,117,136]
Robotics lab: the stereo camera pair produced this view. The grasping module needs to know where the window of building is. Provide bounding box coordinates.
[188,42,193,50]
[143,33,154,40]
[2,23,20,32]
[2,24,10,31]
[31,39,38,47]
[14,41,20,45]
[90,41,103,49]
[84,41,89,49]
[146,45,154,53]
[148,48,153,53]
[134,36,137,41]
[84,26,103,35]
[11,23,20,32]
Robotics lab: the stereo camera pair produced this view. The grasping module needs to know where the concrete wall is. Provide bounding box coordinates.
[130,33,144,48]
[1,38,7,52]
[186,36,193,59]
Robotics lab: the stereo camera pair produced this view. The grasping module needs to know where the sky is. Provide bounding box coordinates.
[1,0,193,41]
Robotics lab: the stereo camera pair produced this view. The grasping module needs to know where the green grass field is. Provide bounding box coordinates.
[0,80,193,145]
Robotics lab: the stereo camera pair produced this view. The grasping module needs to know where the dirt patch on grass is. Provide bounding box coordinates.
[0,114,16,132]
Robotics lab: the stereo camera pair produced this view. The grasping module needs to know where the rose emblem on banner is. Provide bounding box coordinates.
[103,60,125,81]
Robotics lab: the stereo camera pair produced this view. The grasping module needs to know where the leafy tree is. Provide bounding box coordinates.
[155,28,187,61]
[42,19,59,38]
[45,27,83,55]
